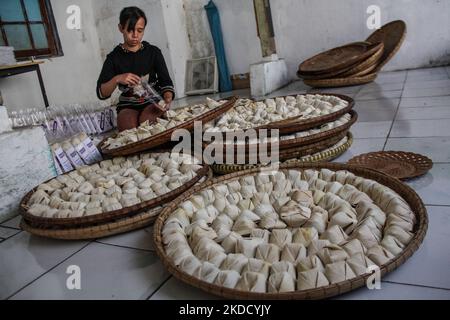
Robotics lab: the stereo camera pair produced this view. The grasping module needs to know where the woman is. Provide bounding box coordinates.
[97,6,175,132]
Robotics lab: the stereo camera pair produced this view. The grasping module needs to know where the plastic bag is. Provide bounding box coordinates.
[120,77,169,111]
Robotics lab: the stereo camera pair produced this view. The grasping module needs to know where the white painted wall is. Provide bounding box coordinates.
[161,0,192,98]
[185,0,450,81]
[0,0,104,111]
[184,0,262,76]
[271,0,450,79]
[91,0,180,100]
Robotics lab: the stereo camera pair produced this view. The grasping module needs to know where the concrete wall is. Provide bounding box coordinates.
[271,0,450,79]
[184,0,262,76]
[186,0,450,80]
[0,0,104,111]
[161,0,192,98]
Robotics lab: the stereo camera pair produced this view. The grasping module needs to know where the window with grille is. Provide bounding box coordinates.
[0,0,63,59]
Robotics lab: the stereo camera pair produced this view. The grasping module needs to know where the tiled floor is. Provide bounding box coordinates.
[1,66,450,300]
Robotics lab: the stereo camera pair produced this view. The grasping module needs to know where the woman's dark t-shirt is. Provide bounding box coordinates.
[96,41,175,110]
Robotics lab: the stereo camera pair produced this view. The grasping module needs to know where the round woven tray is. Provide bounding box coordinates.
[304,73,377,88]
[255,94,354,136]
[337,44,384,78]
[20,206,163,240]
[154,162,428,300]
[20,170,215,240]
[348,151,433,180]
[19,159,210,229]
[298,42,383,75]
[366,20,407,72]
[100,96,238,157]
[211,132,353,175]
[206,111,357,158]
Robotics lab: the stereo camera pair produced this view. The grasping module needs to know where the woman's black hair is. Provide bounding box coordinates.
[120,7,147,32]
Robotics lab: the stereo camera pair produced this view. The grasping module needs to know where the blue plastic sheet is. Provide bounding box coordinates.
[204,0,233,92]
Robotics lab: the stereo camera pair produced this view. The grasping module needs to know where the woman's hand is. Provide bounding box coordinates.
[115,73,141,87]
[163,91,174,104]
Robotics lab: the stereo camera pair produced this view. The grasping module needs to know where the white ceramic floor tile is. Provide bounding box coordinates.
[333,138,385,162]
[400,96,450,108]
[406,164,450,206]
[407,67,448,77]
[150,276,220,300]
[385,137,450,162]
[97,226,154,251]
[406,73,449,82]
[356,90,402,101]
[1,215,21,229]
[375,71,407,84]
[391,119,450,138]
[0,227,20,240]
[350,121,392,139]
[404,79,450,90]
[10,242,169,300]
[354,99,399,122]
[383,206,450,289]
[0,232,88,300]
[268,81,309,97]
[307,85,363,95]
[359,82,404,93]
[396,106,450,121]
[402,87,450,98]
[338,282,450,300]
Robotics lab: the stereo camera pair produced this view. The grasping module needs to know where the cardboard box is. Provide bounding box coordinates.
[231,73,250,90]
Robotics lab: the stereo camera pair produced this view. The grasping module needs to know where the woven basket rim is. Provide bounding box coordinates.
[298,43,384,80]
[298,42,384,75]
[205,110,358,153]
[337,44,384,78]
[100,96,238,157]
[20,206,162,240]
[366,20,407,72]
[211,132,353,174]
[304,73,378,88]
[20,156,210,228]
[153,162,428,300]
[254,93,355,135]
[348,151,433,180]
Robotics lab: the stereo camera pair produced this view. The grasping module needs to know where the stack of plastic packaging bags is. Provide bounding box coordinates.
[8,102,117,175]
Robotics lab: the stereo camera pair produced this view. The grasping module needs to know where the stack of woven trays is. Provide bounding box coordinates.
[203,94,357,174]
[297,20,406,88]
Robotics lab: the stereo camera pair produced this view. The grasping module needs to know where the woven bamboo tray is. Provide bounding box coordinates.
[348,151,433,180]
[19,161,210,229]
[298,42,383,75]
[20,206,163,240]
[337,43,384,78]
[210,130,347,169]
[304,73,377,88]
[20,170,215,240]
[205,111,357,158]
[211,132,353,175]
[255,94,354,136]
[100,96,238,157]
[154,162,428,300]
[366,20,407,72]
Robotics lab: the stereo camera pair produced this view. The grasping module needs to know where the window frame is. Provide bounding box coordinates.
[0,0,63,60]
